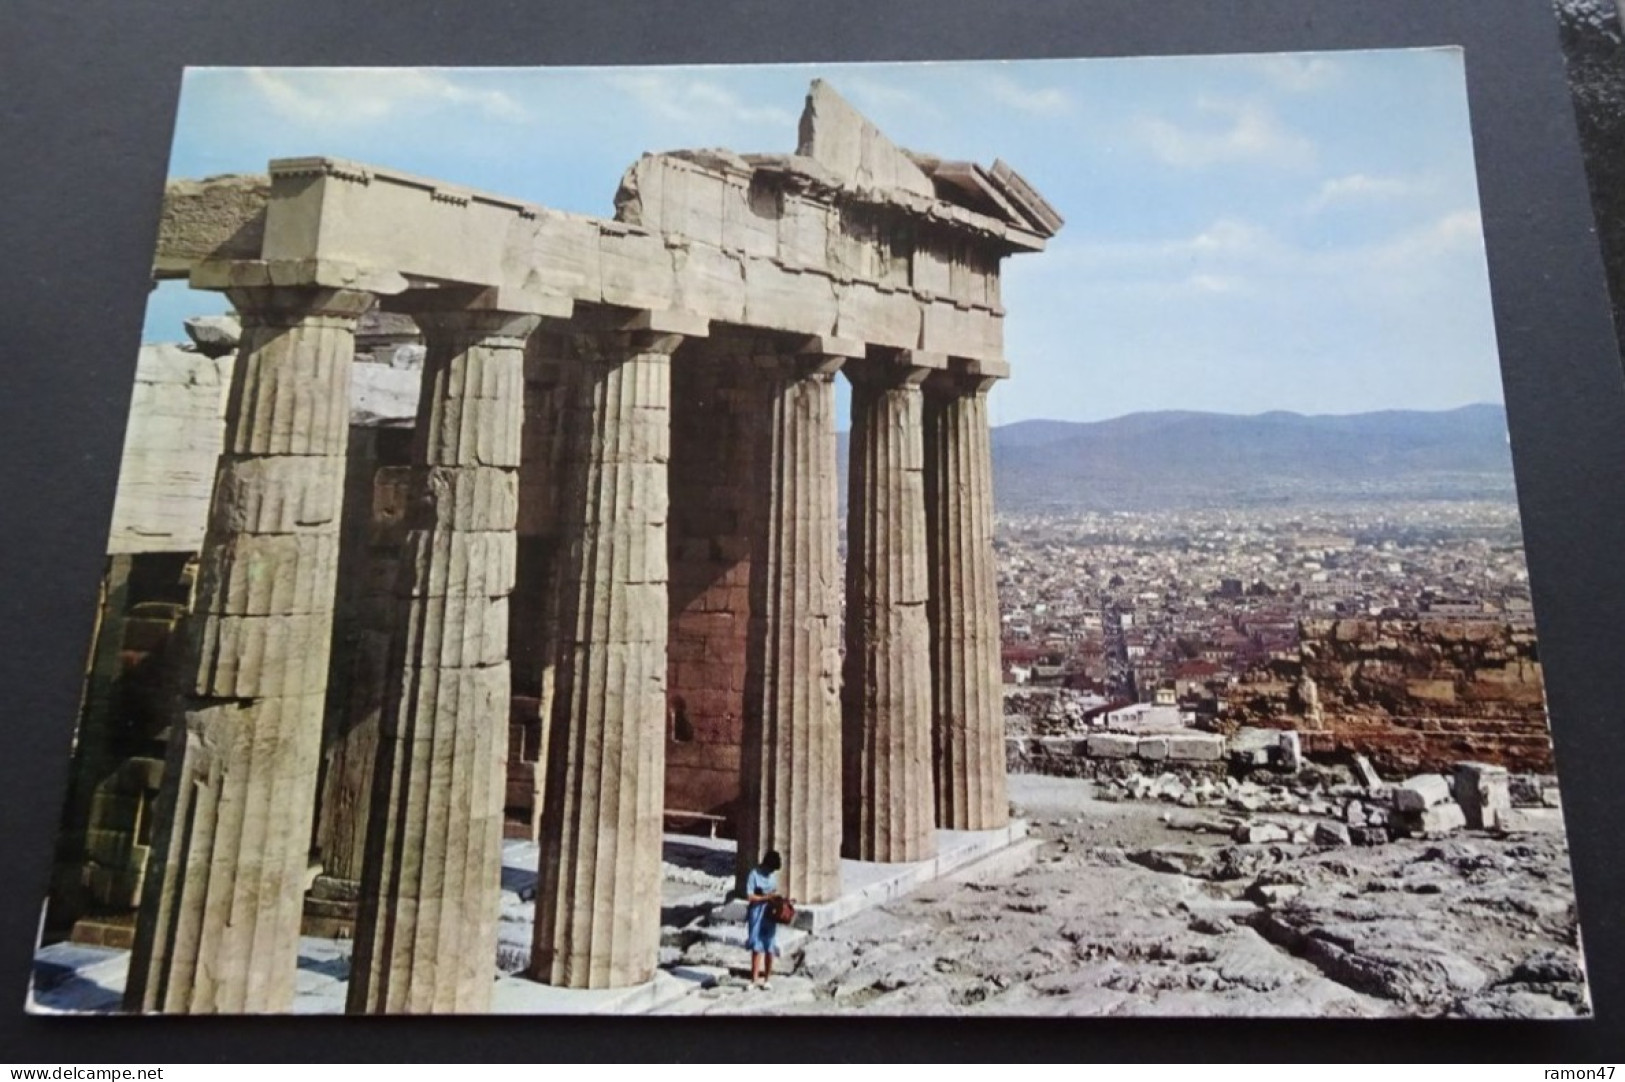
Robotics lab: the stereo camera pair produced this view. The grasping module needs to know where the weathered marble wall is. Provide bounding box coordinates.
[107,345,234,555]
[664,343,769,822]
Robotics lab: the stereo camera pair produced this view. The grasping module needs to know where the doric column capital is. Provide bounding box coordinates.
[571,329,686,363]
[924,368,1000,399]
[753,351,846,382]
[568,305,707,363]
[224,285,374,327]
[846,348,942,390]
[411,307,543,347]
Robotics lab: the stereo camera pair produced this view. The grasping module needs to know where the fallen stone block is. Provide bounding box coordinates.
[184,314,242,357]
[1314,822,1352,846]
[383,343,426,369]
[1229,727,1277,757]
[1349,825,1389,846]
[1165,813,1234,836]
[1277,732,1303,771]
[1166,733,1225,762]
[1452,761,1512,831]
[1128,846,1212,876]
[1245,881,1303,907]
[1392,773,1452,812]
[1086,733,1139,759]
[1227,792,1264,813]
[1232,822,1291,845]
[1352,753,1383,789]
[1508,773,1543,806]
[1039,736,1087,759]
[1412,802,1467,837]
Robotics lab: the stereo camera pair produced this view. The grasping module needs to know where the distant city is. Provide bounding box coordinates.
[994,499,1531,717]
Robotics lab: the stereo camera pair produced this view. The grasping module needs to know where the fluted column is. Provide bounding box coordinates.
[924,371,1009,830]
[125,285,371,1014]
[348,306,539,1014]
[739,349,846,903]
[532,323,684,989]
[843,356,937,864]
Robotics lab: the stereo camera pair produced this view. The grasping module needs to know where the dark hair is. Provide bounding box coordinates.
[761,849,782,872]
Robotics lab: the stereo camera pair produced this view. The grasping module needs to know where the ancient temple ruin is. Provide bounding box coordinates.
[46,80,1061,1013]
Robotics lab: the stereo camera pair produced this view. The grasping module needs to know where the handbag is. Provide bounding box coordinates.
[770,896,796,925]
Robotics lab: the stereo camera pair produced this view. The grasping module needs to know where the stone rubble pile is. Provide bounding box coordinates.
[1002,688,1095,733]
[1090,750,1531,851]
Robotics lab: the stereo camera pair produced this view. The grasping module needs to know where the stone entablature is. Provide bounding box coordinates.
[157,82,1055,370]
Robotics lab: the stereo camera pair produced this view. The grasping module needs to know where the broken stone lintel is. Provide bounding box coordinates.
[386,284,574,321]
[190,258,409,296]
[989,159,1065,236]
[952,355,1011,382]
[872,347,949,372]
[733,149,1045,252]
[623,307,710,338]
[270,157,546,220]
[797,335,867,360]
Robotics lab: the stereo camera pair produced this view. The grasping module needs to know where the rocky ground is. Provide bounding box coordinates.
[666,773,1588,1017]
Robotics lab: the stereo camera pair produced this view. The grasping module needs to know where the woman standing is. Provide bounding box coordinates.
[744,849,785,989]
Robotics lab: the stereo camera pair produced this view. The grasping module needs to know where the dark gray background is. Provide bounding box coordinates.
[1,0,1621,1062]
[1557,0,1625,366]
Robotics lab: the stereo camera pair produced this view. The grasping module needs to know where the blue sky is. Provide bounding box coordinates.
[145,51,1501,426]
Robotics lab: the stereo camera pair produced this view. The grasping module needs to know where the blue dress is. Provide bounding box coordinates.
[745,867,780,955]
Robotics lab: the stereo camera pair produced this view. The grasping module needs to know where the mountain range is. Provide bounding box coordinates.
[837,404,1517,511]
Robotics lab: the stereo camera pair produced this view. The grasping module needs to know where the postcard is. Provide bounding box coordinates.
[27,53,1591,1018]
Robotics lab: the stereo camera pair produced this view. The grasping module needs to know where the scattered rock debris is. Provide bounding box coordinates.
[663,772,1587,1017]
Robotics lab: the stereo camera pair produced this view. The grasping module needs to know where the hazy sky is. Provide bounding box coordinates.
[144,51,1503,426]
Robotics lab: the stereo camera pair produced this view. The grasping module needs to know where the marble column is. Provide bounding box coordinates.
[842,356,937,864]
[307,426,406,937]
[125,285,371,1014]
[510,339,575,842]
[738,348,846,904]
[532,324,682,989]
[348,306,539,1013]
[924,371,1009,831]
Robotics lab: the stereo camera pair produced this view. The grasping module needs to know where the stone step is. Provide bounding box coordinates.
[694,912,810,956]
[675,934,806,977]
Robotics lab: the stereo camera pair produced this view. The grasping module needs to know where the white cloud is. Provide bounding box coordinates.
[605,72,797,130]
[1136,97,1314,170]
[1188,218,1270,257]
[1187,273,1245,294]
[1048,209,1482,307]
[244,68,529,128]
[838,74,943,121]
[1363,209,1484,268]
[1306,172,1426,212]
[1251,54,1343,93]
[981,72,1072,116]
[1045,218,1278,279]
